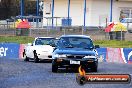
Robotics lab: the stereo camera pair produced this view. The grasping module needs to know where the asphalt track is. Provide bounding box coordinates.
[0,58,132,88]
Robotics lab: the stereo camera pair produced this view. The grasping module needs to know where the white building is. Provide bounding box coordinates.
[42,0,132,27]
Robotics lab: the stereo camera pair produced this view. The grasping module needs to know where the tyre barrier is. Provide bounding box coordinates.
[0,43,132,64]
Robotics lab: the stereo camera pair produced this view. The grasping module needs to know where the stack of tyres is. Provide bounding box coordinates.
[16,28,29,36]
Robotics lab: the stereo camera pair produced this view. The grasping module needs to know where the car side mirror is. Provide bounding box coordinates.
[95,45,100,48]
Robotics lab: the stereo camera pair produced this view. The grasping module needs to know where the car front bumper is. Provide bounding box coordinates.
[53,58,98,68]
[37,52,52,60]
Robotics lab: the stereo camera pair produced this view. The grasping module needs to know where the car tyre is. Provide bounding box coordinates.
[52,60,58,73]
[23,52,29,62]
[92,67,97,72]
[34,51,39,63]
[52,64,58,73]
[92,65,98,72]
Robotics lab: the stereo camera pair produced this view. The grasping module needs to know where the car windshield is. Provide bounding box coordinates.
[35,38,55,45]
[57,37,94,49]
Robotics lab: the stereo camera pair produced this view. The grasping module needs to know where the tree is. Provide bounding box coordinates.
[0,0,36,20]
[0,0,11,19]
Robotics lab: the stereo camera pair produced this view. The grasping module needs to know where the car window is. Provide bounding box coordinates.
[58,37,94,49]
[121,19,126,23]
[121,18,132,23]
[35,38,55,45]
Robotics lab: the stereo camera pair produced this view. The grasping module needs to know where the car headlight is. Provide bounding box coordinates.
[54,54,67,58]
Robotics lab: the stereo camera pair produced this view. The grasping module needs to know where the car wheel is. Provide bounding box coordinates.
[92,64,98,72]
[92,67,97,72]
[23,52,29,62]
[34,52,39,63]
[52,60,58,72]
[52,64,58,73]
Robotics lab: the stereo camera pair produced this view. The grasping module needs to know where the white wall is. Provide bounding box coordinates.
[43,0,92,26]
[42,0,132,27]
[90,0,110,26]
[70,0,83,26]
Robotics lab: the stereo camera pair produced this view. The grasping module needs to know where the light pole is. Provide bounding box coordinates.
[20,0,24,16]
[52,0,54,29]
[36,0,39,17]
[36,0,39,27]
[110,0,113,22]
[68,0,70,26]
[83,0,86,31]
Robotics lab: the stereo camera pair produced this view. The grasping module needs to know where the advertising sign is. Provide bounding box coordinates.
[0,43,20,59]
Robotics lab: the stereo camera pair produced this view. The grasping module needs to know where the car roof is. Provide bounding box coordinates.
[35,37,55,39]
[60,35,90,38]
[35,37,56,40]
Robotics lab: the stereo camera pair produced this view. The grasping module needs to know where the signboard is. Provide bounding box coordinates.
[0,43,20,59]
[106,48,132,63]
[96,48,107,62]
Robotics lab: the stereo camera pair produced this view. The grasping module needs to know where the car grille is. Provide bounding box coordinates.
[66,55,85,60]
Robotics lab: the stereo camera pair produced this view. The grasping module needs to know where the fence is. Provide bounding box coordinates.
[2,16,72,28]
[0,27,132,41]
[0,43,132,64]
[0,27,106,40]
[0,15,132,41]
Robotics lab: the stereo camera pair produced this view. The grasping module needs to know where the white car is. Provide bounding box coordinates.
[120,18,132,33]
[23,37,56,63]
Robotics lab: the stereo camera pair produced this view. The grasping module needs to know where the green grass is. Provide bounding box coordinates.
[94,40,132,48]
[0,36,34,44]
[0,36,132,48]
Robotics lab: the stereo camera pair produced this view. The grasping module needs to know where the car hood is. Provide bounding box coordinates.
[54,48,96,56]
[34,45,54,51]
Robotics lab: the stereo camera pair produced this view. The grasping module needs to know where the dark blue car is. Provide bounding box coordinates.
[52,35,99,72]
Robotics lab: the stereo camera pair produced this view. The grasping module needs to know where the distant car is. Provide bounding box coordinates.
[120,18,132,33]
[23,37,56,63]
[52,35,99,72]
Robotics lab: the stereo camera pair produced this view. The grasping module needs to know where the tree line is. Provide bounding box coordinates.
[0,0,36,20]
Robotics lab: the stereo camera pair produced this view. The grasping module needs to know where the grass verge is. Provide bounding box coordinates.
[0,36,132,48]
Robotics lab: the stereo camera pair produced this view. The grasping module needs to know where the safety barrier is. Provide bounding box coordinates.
[0,43,20,59]
[106,48,132,64]
[0,43,132,64]
[96,48,107,62]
